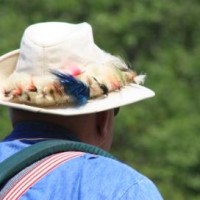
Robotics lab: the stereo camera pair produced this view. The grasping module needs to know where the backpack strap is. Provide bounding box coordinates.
[0,151,84,200]
[0,139,115,189]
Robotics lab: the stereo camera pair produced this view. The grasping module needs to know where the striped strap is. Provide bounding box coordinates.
[1,151,84,200]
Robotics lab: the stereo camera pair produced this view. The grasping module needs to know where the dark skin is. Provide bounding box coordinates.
[9,108,115,151]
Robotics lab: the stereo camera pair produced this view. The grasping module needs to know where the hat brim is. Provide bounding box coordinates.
[0,50,155,116]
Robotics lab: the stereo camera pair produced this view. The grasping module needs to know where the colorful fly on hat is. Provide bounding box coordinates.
[2,60,145,107]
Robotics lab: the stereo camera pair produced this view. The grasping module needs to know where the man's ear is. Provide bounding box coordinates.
[96,110,113,138]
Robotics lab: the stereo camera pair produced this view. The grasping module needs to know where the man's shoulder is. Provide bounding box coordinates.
[0,141,163,199]
[80,153,142,181]
[49,153,163,200]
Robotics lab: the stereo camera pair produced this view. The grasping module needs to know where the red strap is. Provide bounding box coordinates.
[2,151,84,200]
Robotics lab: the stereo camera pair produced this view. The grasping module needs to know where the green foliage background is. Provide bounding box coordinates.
[0,1,199,199]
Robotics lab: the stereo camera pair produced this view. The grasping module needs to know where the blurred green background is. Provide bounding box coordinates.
[0,0,200,199]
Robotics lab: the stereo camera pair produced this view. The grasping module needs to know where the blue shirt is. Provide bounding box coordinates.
[0,121,163,200]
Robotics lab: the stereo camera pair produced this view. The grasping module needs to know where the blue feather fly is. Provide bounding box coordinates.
[51,70,90,105]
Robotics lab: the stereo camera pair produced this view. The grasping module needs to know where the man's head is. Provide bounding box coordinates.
[0,22,155,150]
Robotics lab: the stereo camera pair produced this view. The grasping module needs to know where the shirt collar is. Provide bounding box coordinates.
[4,121,79,142]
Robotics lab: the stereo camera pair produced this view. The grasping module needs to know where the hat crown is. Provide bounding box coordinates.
[25,22,93,46]
[15,22,107,76]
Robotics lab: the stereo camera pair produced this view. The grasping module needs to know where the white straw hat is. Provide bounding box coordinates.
[0,22,154,115]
